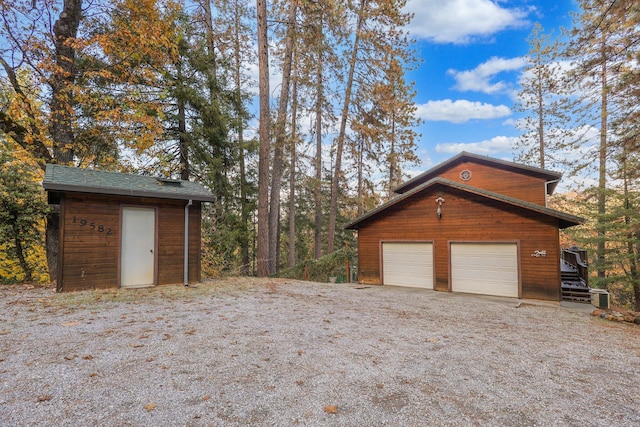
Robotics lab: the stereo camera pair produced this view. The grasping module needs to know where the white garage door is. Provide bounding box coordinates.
[451,243,518,297]
[382,242,433,289]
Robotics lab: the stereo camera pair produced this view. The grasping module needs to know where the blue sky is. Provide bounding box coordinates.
[403,0,576,170]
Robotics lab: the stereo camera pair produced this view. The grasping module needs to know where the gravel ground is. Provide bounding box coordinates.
[1,278,639,427]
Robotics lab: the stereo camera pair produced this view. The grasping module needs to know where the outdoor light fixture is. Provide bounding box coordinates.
[435,196,445,219]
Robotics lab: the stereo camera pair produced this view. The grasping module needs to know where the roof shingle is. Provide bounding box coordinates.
[43,164,215,202]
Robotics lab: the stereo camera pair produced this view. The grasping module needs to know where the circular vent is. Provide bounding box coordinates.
[460,170,472,181]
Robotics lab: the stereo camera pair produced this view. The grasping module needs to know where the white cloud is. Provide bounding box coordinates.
[435,136,517,155]
[404,0,530,44]
[502,118,518,127]
[416,99,511,123]
[449,56,527,95]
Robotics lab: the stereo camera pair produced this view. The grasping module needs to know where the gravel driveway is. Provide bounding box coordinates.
[1,278,638,426]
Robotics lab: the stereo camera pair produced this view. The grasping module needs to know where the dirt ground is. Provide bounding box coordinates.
[1,278,639,426]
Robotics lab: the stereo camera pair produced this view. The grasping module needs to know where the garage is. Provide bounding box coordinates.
[382,242,433,289]
[451,243,519,297]
[345,152,586,301]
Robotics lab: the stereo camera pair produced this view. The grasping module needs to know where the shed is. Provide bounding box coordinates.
[345,152,585,301]
[43,164,215,292]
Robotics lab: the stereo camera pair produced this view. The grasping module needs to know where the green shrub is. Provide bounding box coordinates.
[276,247,357,283]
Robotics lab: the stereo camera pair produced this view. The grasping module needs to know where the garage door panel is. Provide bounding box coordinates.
[383,242,433,289]
[451,243,518,297]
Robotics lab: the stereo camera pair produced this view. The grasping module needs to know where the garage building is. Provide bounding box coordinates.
[344,152,584,301]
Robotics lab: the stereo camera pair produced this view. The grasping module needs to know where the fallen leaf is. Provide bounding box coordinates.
[64,354,77,361]
[202,395,210,401]
[144,403,156,411]
[323,405,338,414]
[89,373,97,377]
[297,350,305,356]
[83,355,93,360]
[0,330,9,335]
[61,321,79,327]
[37,394,52,402]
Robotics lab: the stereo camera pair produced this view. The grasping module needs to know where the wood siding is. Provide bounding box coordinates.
[357,185,561,300]
[59,193,201,291]
[436,161,549,206]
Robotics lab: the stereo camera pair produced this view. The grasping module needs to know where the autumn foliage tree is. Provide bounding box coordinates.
[0,141,49,283]
[0,0,424,282]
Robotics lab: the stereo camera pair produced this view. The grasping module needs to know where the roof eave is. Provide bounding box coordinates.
[42,182,216,202]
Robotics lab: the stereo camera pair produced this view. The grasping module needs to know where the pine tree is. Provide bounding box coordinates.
[514,22,571,170]
[564,0,628,283]
[327,0,416,253]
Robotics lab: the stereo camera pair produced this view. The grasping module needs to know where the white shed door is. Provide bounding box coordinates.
[121,207,156,288]
[451,243,518,297]
[382,242,433,289]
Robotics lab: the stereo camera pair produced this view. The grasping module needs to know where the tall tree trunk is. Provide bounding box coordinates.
[327,0,365,253]
[178,65,189,180]
[268,1,297,274]
[14,228,33,283]
[536,49,545,169]
[313,54,323,260]
[596,37,607,281]
[357,136,364,216]
[622,158,640,311]
[288,60,299,268]
[388,111,396,197]
[50,0,82,164]
[47,0,83,282]
[233,0,250,275]
[201,0,217,77]
[256,0,271,276]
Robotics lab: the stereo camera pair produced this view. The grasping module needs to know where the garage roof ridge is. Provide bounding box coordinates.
[393,152,563,195]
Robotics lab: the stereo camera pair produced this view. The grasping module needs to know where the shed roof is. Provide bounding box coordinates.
[43,164,216,202]
[393,152,563,195]
[344,177,584,230]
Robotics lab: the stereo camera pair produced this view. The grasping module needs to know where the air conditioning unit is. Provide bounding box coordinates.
[590,289,610,309]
